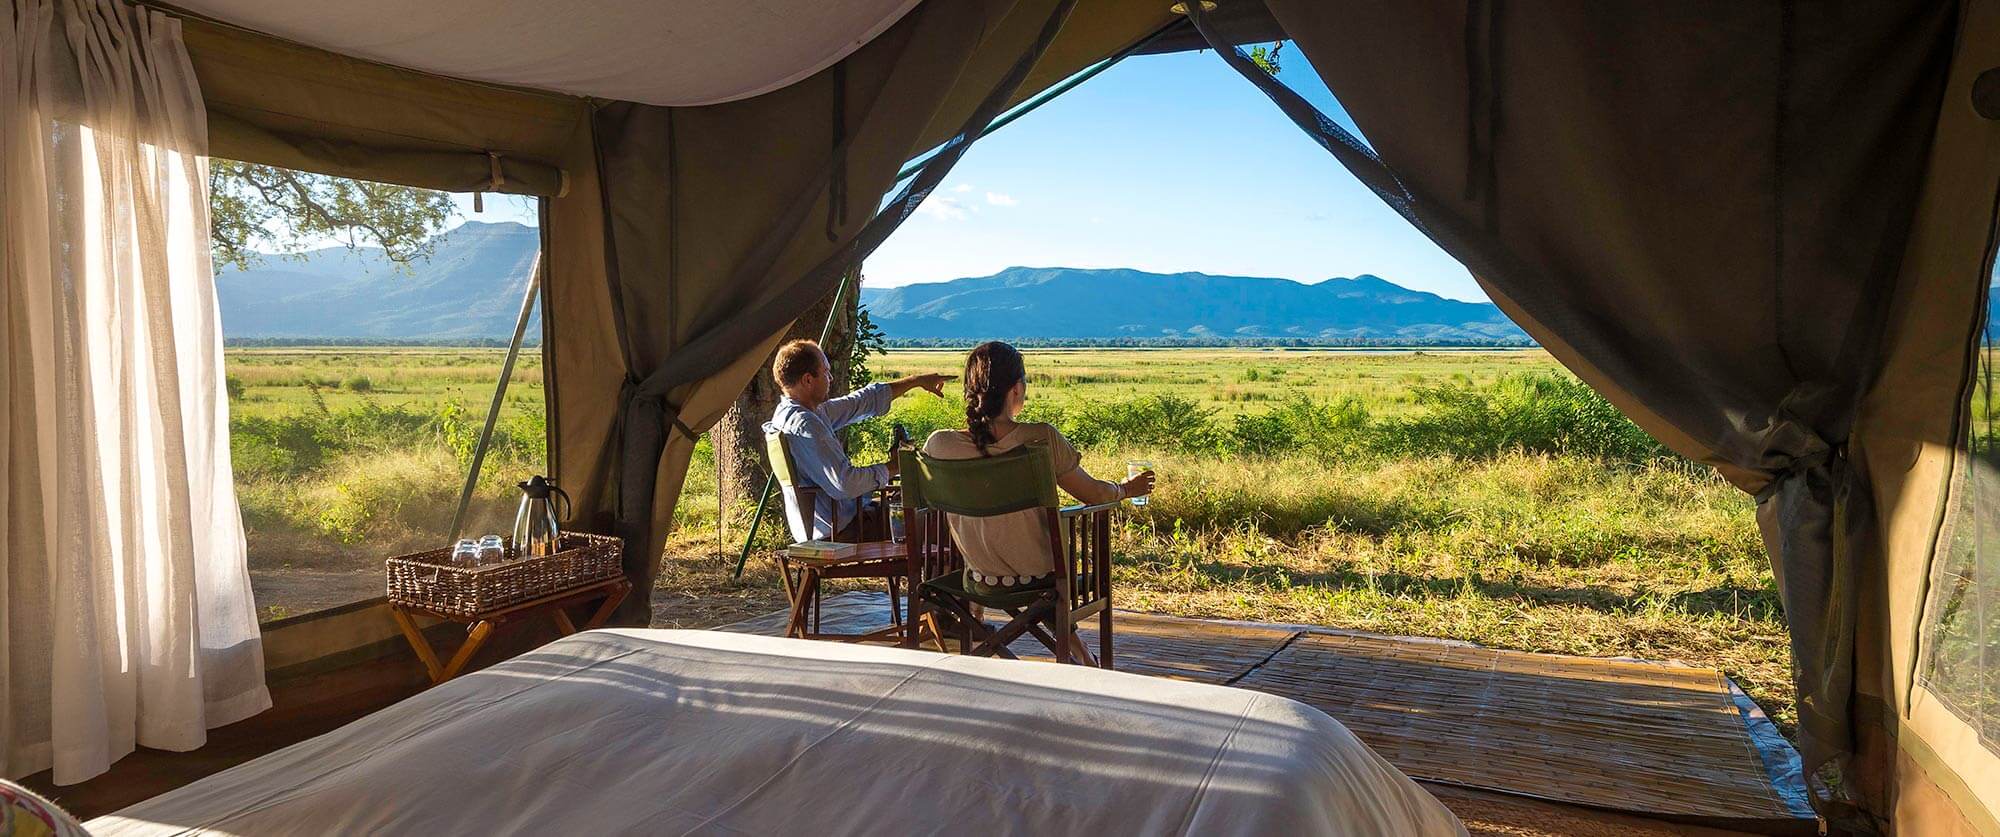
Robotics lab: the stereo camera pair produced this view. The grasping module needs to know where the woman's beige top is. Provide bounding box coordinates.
[922,423,1122,585]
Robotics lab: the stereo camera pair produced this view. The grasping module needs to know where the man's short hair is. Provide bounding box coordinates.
[773,340,824,387]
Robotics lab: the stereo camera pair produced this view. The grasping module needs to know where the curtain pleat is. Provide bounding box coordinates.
[3,0,268,784]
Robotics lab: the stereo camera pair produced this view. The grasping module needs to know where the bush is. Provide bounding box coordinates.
[343,375,374,392]
[227,400,548,482]
[1376,373,1669,465]
[225,374,246,401]
[851,372,1670,468]
[1060,394,1223,452]
[1227,396,1371,458]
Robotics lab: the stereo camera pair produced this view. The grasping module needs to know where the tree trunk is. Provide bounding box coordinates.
[710,271,860,527]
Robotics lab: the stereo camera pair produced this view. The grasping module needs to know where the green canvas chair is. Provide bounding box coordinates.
[899,444,1115,667]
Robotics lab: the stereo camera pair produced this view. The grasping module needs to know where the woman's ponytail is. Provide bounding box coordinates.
[962,341,1026,455]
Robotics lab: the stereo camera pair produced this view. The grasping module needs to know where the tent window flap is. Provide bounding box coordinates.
[1921,262,2000,756]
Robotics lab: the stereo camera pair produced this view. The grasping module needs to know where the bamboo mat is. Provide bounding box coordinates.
[718,593,1805,824]
[984,610,1298,683]
[1233,632,1795,821]
[718,592,1295,684]
[715,591,895,638]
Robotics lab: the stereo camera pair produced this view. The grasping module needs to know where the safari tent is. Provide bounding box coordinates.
[4,0,1997,833]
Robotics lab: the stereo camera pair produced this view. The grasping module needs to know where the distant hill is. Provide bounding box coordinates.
[215,220,539,339]
[214,227,1528,345]
[861,267,1529,344]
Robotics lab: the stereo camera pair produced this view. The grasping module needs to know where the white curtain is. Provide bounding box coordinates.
[2,0,268,784]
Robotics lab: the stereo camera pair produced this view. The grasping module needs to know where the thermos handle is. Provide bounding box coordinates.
[551,485,572,522]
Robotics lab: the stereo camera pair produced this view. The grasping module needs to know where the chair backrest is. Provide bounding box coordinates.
[898,444,1060,517]
[765,431,821,542]
[900,444,1066,584]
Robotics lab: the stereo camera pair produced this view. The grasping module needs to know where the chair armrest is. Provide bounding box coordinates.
[1060,501,1120,518]
[1056,502,1115,607]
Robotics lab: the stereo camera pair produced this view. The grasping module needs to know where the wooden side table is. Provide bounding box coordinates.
[777,541,914,644]
[390,576,631,685]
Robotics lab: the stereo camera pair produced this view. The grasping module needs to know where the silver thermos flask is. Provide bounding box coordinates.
[512,475,572,557]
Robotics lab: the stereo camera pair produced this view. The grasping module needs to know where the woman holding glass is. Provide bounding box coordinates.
[921,341,1155,595]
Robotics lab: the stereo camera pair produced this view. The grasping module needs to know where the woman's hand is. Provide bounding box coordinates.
[1120,469,1155,498]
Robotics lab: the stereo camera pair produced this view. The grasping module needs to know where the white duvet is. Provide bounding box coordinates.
[92,629,1463,836]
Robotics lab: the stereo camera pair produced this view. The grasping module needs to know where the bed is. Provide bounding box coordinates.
[90,629,1464,835]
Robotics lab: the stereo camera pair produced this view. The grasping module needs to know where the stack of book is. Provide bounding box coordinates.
[785,540,859,561]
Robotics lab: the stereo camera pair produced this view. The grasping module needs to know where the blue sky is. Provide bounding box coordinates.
[865,48,1479,301]
[449,47,1481,302]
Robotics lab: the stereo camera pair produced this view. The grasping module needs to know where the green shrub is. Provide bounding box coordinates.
[849,372,1669,468]
[1377,373,1668,465]
[227,399,547,482]
[343,375,374,392]
[1060,394,1223,452]
[230,414,327,478]
[225,374,246,401]
[1227,396,1371,458]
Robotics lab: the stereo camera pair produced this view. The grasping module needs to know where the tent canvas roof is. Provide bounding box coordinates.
[168,0,923,105]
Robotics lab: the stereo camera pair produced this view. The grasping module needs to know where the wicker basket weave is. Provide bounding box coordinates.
[386,532,623,618]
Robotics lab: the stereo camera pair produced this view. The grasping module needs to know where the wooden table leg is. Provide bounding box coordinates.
[785,568,819,638]
[392,606,444,683]
[550,607,579,635]
[581,580,629,630]
[811,569,823,635]
[438,620,495,682]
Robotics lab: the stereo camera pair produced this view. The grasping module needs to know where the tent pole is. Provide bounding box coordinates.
[733,269,855,578]
[449,251,543,543]
[891,20,1177,184]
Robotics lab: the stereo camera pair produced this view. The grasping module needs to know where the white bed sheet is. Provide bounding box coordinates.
[92,629,1463,836]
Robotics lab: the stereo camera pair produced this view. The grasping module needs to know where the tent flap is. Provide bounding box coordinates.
[549,0,1174,625]
[1182,0,1960,822]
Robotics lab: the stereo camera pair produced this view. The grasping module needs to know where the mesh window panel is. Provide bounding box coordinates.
[1922,271,2000,752]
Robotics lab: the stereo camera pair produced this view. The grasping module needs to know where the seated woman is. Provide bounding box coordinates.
[922,341,1154,599]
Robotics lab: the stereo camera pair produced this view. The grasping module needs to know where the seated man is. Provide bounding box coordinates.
[762,339,946,541]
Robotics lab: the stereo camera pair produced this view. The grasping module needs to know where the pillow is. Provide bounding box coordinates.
[0,780,87,837]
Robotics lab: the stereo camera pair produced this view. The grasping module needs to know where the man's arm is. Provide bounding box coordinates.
[818,382,894,430]
[789,414,888,501]
[820,374,950,430]
[887,373,949,399]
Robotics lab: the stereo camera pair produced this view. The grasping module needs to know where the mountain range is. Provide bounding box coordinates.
[215,221,540,339]
[862,267,1527,343]
[215,221,1529,344]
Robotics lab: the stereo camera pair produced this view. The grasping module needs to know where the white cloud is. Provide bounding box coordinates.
[951,183,973,193]
[984,191,1018,207]
[917,195,970,221]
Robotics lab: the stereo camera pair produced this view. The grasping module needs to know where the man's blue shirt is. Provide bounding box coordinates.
[761,382,893,538]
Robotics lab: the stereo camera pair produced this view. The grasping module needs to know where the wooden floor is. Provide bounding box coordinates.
[721,591,1815,833]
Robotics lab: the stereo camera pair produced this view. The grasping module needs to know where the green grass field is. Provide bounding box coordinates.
[224,346,1790,734]
[874,347,1558,416]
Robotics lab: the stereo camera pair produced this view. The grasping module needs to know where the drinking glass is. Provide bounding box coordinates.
[1126,460,1154,507]
[887,498,906,543]
[451,539,480,568]
[478,534,507,565]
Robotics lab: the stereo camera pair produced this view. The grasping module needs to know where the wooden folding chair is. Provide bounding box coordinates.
[900,444,1115,668]
[765,431,906,638]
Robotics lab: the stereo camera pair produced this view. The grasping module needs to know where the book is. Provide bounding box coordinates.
[786,540,859,560]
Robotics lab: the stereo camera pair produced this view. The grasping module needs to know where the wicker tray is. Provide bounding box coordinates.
[386,532,623,618]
